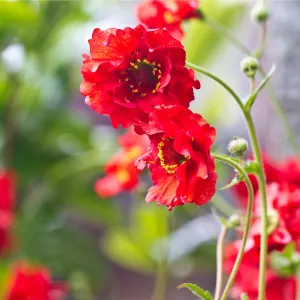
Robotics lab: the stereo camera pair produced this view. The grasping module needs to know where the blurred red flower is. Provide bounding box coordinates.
[135,105,216,210]
[224,241,296,300]
[137,0,200,40]
[234,155,300,208]
[95,129,149,197]
[80,25,200,128]
[0,170,15,255]
[5,262,67,300]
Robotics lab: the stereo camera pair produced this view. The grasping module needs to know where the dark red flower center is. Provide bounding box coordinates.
[158,137,190,174]
[122,59,162,98]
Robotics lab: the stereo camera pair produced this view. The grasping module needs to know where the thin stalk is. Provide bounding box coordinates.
[244,111,268,300]
[213,154,254,300]
[151,211,169,300]
[202,17,300,155]
[188,62,268,299]
[215,226,228,300]
[255,23,268,59]
[203,17,251,55]
[186,62,244,112]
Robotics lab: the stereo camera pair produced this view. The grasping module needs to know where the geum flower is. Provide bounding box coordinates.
[234,155,300,208]
[224,241,296,300]
[5,262,67,300]
[137,0,200,40]
[80,25,200,128]
[95,129,149,198]
[0,170,15,255]
[241,183,300,260]
[135,105,217,210]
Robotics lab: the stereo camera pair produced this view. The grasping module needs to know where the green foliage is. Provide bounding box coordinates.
[178,283,213,300]
[270,243,300,277]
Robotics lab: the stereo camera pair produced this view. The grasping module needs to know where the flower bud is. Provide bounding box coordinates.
[251,3,269,24]
[267,210,279,235]
[240,56,259,78]
[227,214,241,229]
[227,137,248,158]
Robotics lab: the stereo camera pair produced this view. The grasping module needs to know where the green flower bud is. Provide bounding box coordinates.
[251,3,269,24]
[240,56,259,78]
[267,210,279,235]
[227,214,241,229]
[227,137,248,158]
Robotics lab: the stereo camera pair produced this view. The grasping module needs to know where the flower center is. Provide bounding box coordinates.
[122,59,162,98]
[158,137,190,174]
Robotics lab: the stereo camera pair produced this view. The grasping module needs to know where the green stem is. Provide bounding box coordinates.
[244,111,268,300]
[189,62,268,299]
[203,17,251,55]
[186,62,244,111]
[215,226,228,300]
[151,211,169,300]
[213,154,254,300]
[202,17,300,156]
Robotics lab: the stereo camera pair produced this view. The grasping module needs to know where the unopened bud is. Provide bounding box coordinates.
[251,3,269,24]
[227,214,241,229]
[228,137,248,158]
[267,210,279,235]
[240,56,259,78]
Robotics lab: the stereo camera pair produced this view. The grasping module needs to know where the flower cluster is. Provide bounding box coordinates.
[0,170,15,255]
[226,156,300,299]
[81,22,217,209]
[4,262,66,300]
[95,129,149,197]
[136,0,201,40]
[80,25,200,128]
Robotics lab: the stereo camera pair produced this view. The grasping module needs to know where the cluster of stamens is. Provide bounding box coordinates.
[121,58,162,98]
[158,137,190,174]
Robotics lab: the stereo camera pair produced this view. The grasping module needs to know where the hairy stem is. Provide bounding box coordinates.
[215,226,228,300]
[202,17,300,155]
[244,112,268,300]
[213,154,254,300]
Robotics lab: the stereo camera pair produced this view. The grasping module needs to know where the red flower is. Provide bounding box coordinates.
[135,105,217,210]
[137,0,200,40]
[0,170,15,212]
[0,170,15,255]
[95,129,149,197]
[225,242,296,300]
[234,155,299,208]
[80,25,200,128]
[5,262,67,300]
[265,183,300,248]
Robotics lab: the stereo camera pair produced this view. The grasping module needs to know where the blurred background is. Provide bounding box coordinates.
[0,0,298,299]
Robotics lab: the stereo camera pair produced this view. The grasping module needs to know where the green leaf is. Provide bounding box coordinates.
[270,243,300,277]
[219,176,240,191]
[211,207,228,227]
[241,293,249,300]
[246,65,276,110]
[178,283,213,300]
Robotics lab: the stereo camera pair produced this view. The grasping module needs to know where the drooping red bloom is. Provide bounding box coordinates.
[137,0,200,40]
[95,129,149,197]
[135,105,217,210]
[234,155,300,208]
[261,183,300,249]
[80,25,200,128]
[5,262,67,300]
[0,170,15,255]
[224,242,296,300]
